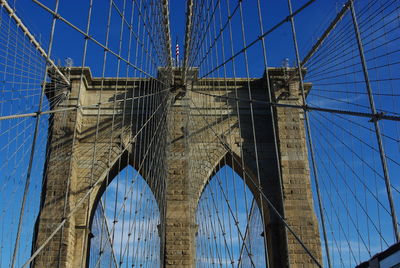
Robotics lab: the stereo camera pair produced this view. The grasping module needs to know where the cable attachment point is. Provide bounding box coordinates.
[369,112,385,122]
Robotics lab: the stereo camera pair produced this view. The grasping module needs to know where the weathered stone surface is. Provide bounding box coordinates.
[33,67,321,268]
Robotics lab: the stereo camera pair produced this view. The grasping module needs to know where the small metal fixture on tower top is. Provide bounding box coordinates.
[282,58,290,68]
[65,57,73,68]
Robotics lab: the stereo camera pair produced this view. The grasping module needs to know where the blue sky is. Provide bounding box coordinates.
[1,0,400,267]
[9,0,351,77]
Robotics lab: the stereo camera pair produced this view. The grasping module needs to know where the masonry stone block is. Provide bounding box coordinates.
[33,67,321,268]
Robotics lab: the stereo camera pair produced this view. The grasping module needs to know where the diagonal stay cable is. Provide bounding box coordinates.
[31,0,168,86]
[198,0,317,79]
[188,98,322,267]
[21,91,170,268]
[105,93,170,265]
[188,88,400,121]
[0,0,69,85]
[237,199,256,267]
[310,116,391,246]
[102,86,171,262]
[0,86,171,121]
[97,201,119,268]
[10,0,60,266]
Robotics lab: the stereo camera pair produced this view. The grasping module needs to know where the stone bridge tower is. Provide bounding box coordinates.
[32,67,322,267]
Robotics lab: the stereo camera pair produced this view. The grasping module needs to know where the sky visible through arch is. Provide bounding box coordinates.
[88,166,161,268]
[0,0,399,267]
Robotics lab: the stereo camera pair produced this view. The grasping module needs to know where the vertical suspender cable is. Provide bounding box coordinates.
[57,1,93,267]
[237,1,269,263]
[349,0,400,242]
[255,0,288,265]
[286,0,332,267]
[182,0,193,84]
[10,0,60,267]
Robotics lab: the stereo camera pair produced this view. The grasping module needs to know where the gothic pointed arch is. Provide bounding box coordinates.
[87,163,161,268]
[195,161,268,267]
